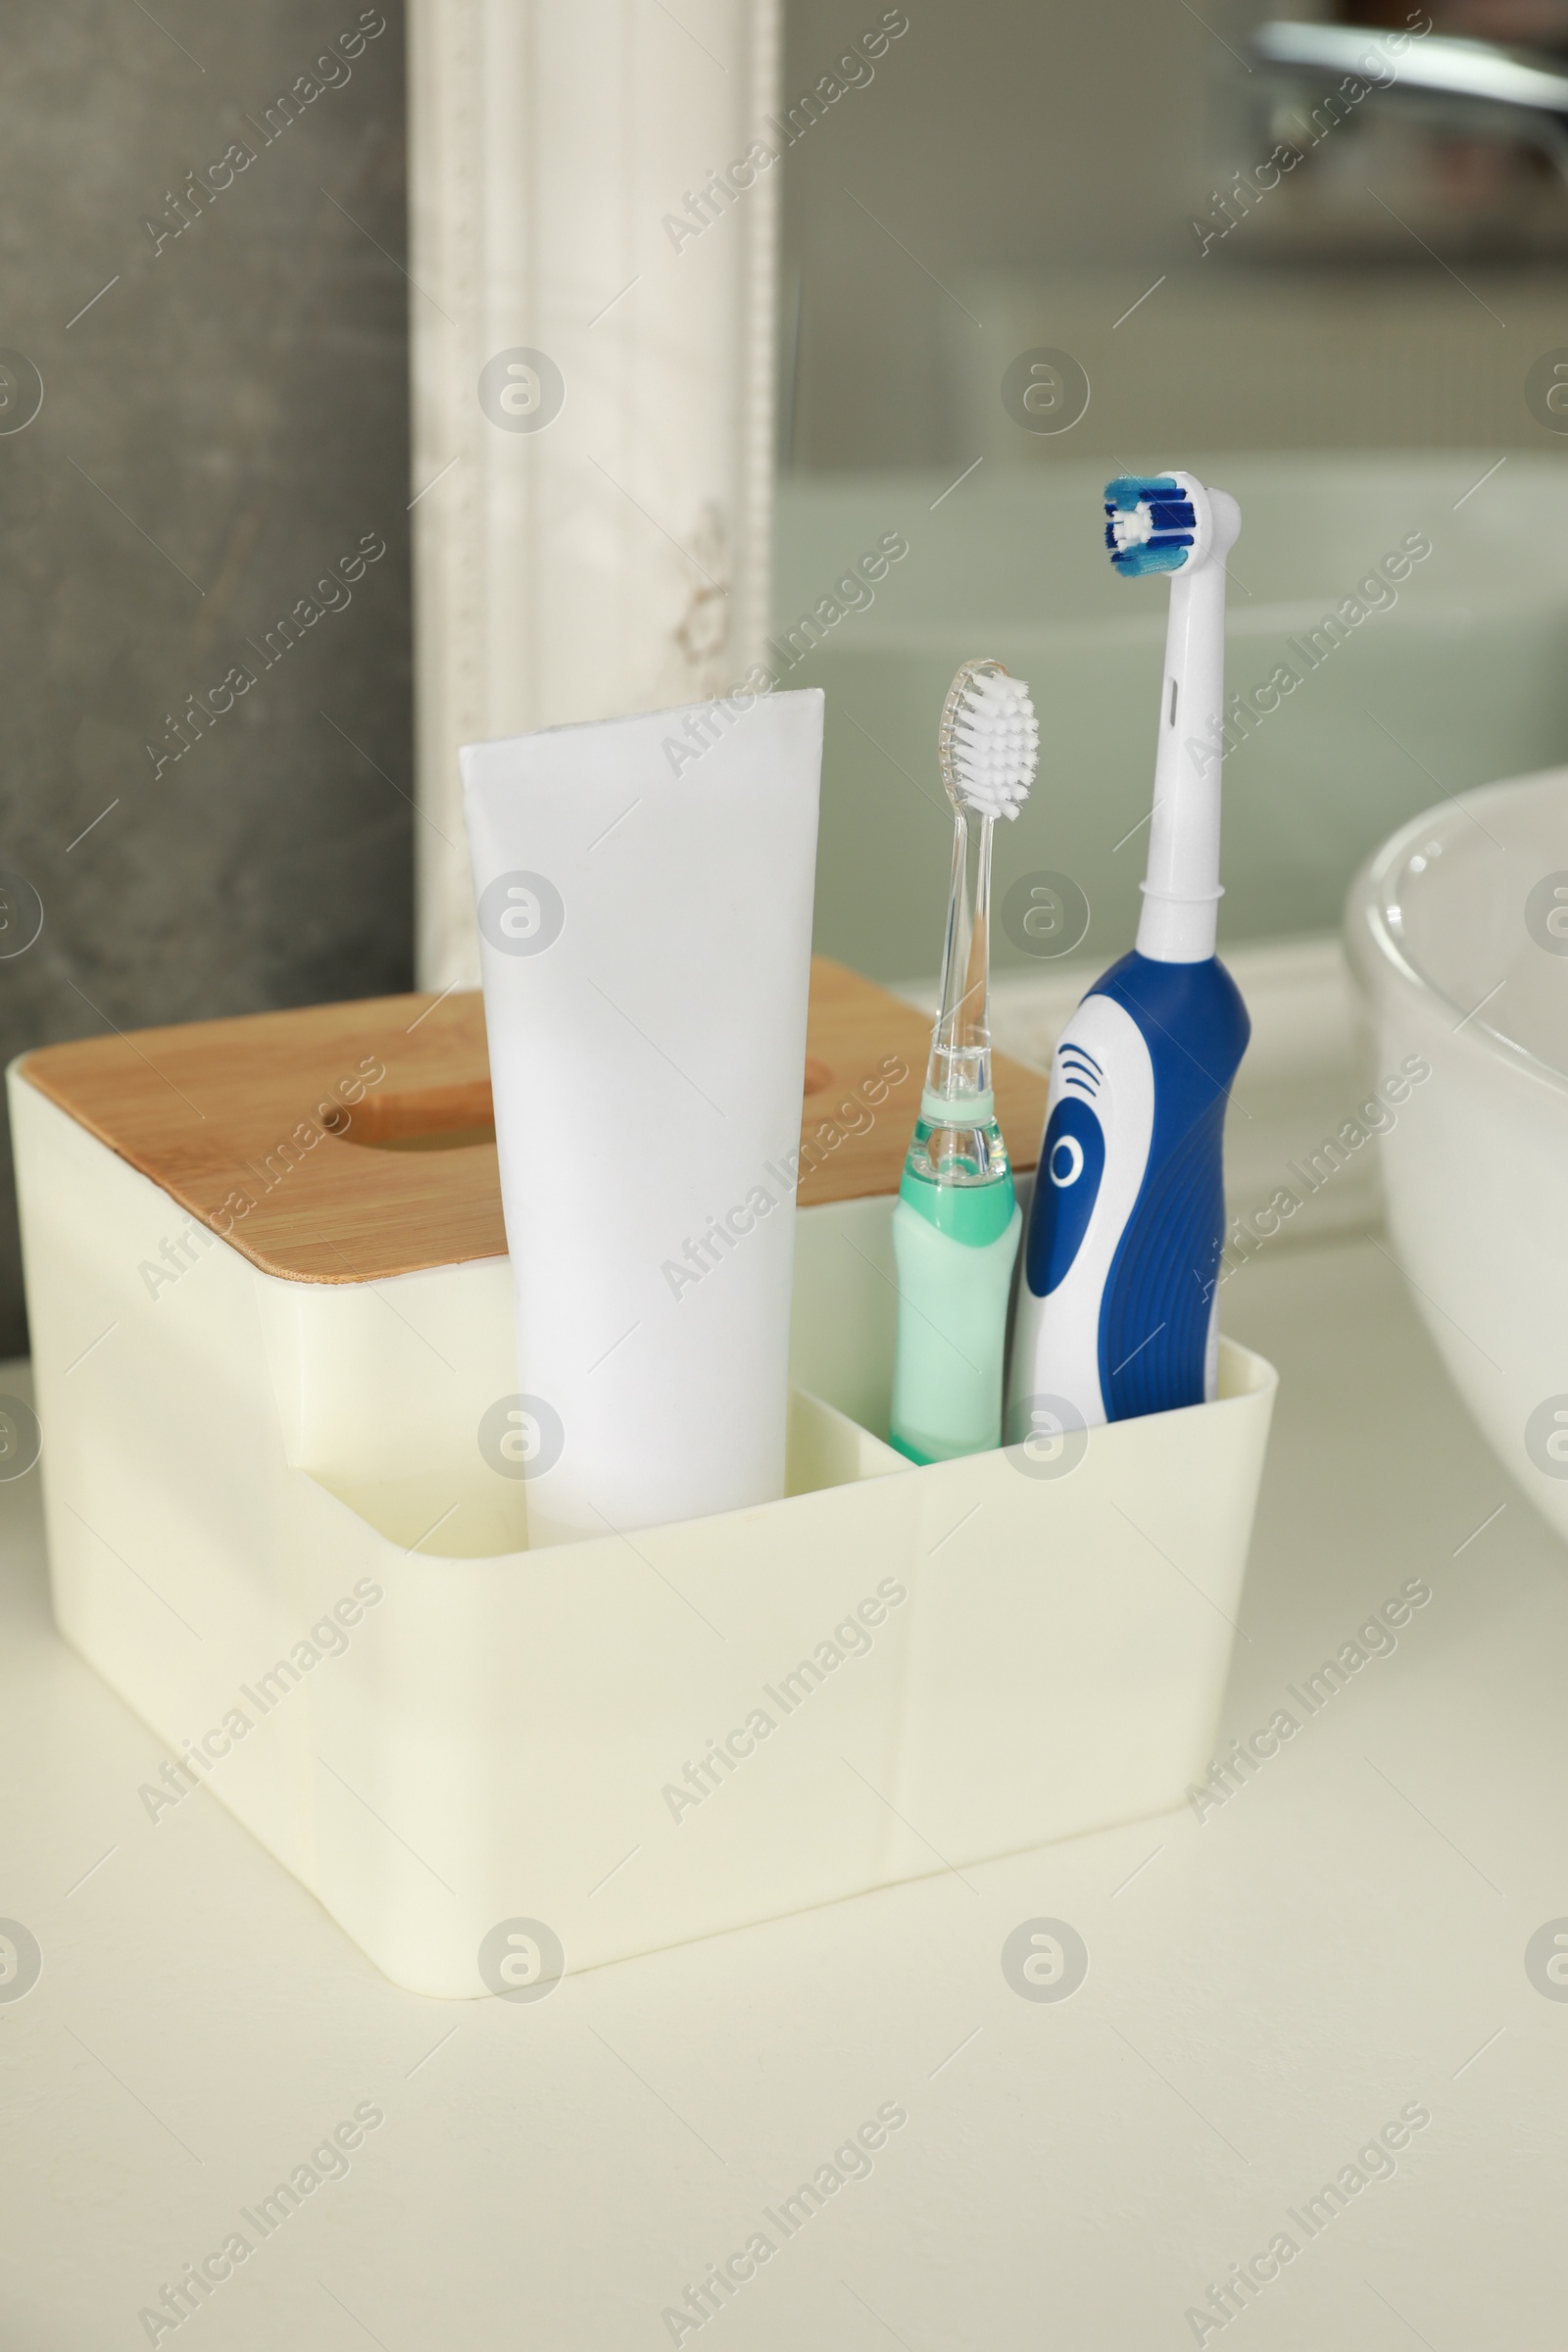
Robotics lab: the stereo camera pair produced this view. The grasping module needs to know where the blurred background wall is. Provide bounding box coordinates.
[772,0,1568,991]
[779,0,1213,471]
[779,0,1568,467]
[0,1,413,1351]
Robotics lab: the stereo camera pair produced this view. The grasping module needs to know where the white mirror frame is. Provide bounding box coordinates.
[407,0,783,987]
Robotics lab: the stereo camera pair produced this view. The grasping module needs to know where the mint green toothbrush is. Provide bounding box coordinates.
[890,661,1038,1464]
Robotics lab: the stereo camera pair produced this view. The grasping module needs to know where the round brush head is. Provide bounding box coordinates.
[1103,469,1239,577]
[938,660,1038,822]
[1104,472,1201,576]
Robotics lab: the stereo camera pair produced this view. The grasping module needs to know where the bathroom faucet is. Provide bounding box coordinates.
[1251,21,1568,172]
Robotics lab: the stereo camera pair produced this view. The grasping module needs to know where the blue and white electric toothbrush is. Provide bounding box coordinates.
[1007,471,1250,1434]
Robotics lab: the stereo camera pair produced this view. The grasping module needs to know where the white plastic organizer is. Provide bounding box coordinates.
[9,976,1275,1995]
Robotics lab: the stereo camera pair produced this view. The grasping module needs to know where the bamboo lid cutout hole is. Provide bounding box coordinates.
[340,1058,848,1152]
[333,1080,498,1154]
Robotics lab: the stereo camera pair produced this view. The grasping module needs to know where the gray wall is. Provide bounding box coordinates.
[0,1,414,1352]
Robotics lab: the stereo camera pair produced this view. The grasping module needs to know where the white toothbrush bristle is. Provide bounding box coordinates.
[949,670,1038,820]
[1109,503,1154,554]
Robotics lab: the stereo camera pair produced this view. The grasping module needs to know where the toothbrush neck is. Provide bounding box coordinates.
[1136,558,1227,964]
[928,805,995,1105]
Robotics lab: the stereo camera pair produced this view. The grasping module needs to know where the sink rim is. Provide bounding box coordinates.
[1345,760,1568,1104]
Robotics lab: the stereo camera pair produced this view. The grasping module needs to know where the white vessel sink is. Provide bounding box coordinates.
[1347,765,1568,1538]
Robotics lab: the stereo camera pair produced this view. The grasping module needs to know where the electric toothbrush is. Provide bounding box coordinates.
[890,661,1038,1465]
[1006,472,1250,1436]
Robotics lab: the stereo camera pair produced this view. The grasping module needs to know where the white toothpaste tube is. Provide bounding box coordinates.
[462,689,823,1545]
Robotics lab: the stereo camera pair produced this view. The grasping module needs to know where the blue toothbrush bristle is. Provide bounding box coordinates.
[1103,472,1196,575]
[1109,540,1191,577]
[1104,473,1181,508]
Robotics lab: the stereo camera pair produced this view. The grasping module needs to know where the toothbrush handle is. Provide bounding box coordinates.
[891,1190,1020,1464]
[1008,952,1249,1432]
[1097,980,1234,1419]
[929,806,996,1102]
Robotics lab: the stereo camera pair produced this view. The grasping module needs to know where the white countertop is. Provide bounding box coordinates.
[2,1232,1563,2351]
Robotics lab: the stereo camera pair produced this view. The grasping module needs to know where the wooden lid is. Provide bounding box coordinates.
[18,957,1048,1284]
